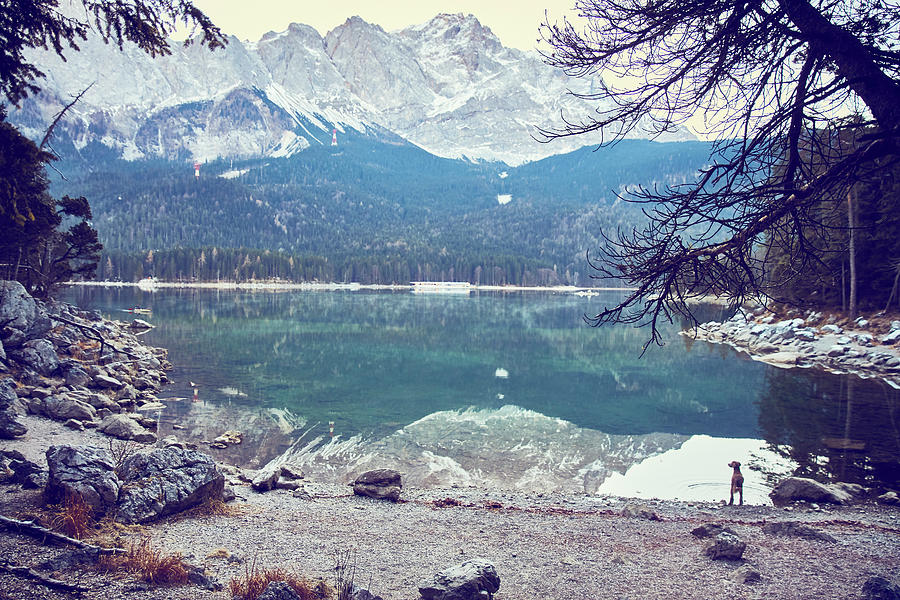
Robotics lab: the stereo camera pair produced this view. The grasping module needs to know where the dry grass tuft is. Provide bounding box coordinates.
[49,491,94,539]
[99,538,189,586]
[229,556,333,600]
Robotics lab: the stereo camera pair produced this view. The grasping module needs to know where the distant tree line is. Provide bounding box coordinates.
[99,246,598,287]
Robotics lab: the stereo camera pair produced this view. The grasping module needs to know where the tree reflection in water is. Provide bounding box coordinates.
[758,368,900,489]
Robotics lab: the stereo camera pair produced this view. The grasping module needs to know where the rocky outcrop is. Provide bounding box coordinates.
[0,281,174,440]
[687,310,900,386]
[418,559,501,600]
[351,469,402,502]
[115,447,224,523]
[45,445,121,514]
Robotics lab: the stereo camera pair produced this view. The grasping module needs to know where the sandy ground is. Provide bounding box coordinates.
[2,415,900,600]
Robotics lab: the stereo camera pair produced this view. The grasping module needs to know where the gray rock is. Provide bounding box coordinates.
[280,463,305,480]
[128,319,154,330]
[769,477,850,505]
[621,502,660,521]
[826,345,847,357]
[64,418,85,431]
[877,491,899,505]
[794,329,816,341]
[728,564,761,584]
[704,531,746,561]
[33,395,97,423]
[862,576,900,600]
[99,414,157,443]
[691,523,737,539]
[0,450,41,484]
[352,468,402,502]
[0,410,27,438]
[45,445,120,514]
[93,373,125,390]
[258,581,302,600]
[0,281,37,332]
[115,447,224,523]
[13,339,60,375]
[348,585,384,600]
[821,324,843,334]
[762,521,837,543]
[418,559,501,600]
[251,467,280,492]
[274,476,301,491]
[63,364,92,388]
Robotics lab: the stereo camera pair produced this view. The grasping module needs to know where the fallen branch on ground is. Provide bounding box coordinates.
[0,515,124,555]
[0,561,88,593]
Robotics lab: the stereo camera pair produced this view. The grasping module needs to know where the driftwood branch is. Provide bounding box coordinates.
[0,515,124,555]
[0,561,88,593]
[49,314,141,360]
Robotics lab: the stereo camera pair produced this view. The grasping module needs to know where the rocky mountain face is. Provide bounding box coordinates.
[12,13,692,165]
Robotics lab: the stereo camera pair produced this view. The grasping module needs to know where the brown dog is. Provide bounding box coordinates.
[728,461,744,505]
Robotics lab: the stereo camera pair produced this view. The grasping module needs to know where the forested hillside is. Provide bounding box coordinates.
[52,138,713,285]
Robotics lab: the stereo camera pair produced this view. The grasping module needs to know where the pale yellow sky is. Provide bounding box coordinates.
[189,0,581,50]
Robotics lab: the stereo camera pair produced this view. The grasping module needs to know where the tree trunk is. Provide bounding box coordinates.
[781,0,900,130]
[848,187,858,319]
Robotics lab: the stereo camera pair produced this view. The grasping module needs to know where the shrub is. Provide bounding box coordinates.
[49,491,93,539]
[99,538,189,585]
[229,555,332,600]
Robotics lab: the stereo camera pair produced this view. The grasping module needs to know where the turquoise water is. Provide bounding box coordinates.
[64,286,900,494]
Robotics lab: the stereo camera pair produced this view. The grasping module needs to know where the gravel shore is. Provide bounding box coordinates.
[2,415,900,600]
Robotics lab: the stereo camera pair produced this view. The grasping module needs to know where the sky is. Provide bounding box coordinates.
[188,0,582,51]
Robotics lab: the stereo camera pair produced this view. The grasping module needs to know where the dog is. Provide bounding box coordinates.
[728,461,744,505]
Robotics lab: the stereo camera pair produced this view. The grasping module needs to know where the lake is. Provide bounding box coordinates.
[64,286,900,504]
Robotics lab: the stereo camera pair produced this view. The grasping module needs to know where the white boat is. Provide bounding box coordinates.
[137,276,160,291]
[411,281,472,294]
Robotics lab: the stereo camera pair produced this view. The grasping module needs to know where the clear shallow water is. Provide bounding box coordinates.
[64,286,900,500]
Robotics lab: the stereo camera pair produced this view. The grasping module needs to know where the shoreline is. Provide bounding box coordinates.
[69,280,634,294]
[684,308,900,388]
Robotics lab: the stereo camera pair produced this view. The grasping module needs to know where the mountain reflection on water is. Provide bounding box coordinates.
[65,286,900,498]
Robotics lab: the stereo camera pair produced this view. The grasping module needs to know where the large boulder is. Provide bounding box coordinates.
[0,281,37,336]
[115,447,224,523]
[33,395,97,423]
[0,379,27,438]
[769,477,851,505]
[12,339,59,375]
[351,469,402,502]
[45,445,120,514]
[418,559,501,600]
[99,413,157,443]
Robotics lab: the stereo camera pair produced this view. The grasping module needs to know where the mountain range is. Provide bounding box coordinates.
[11,11,692,166]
